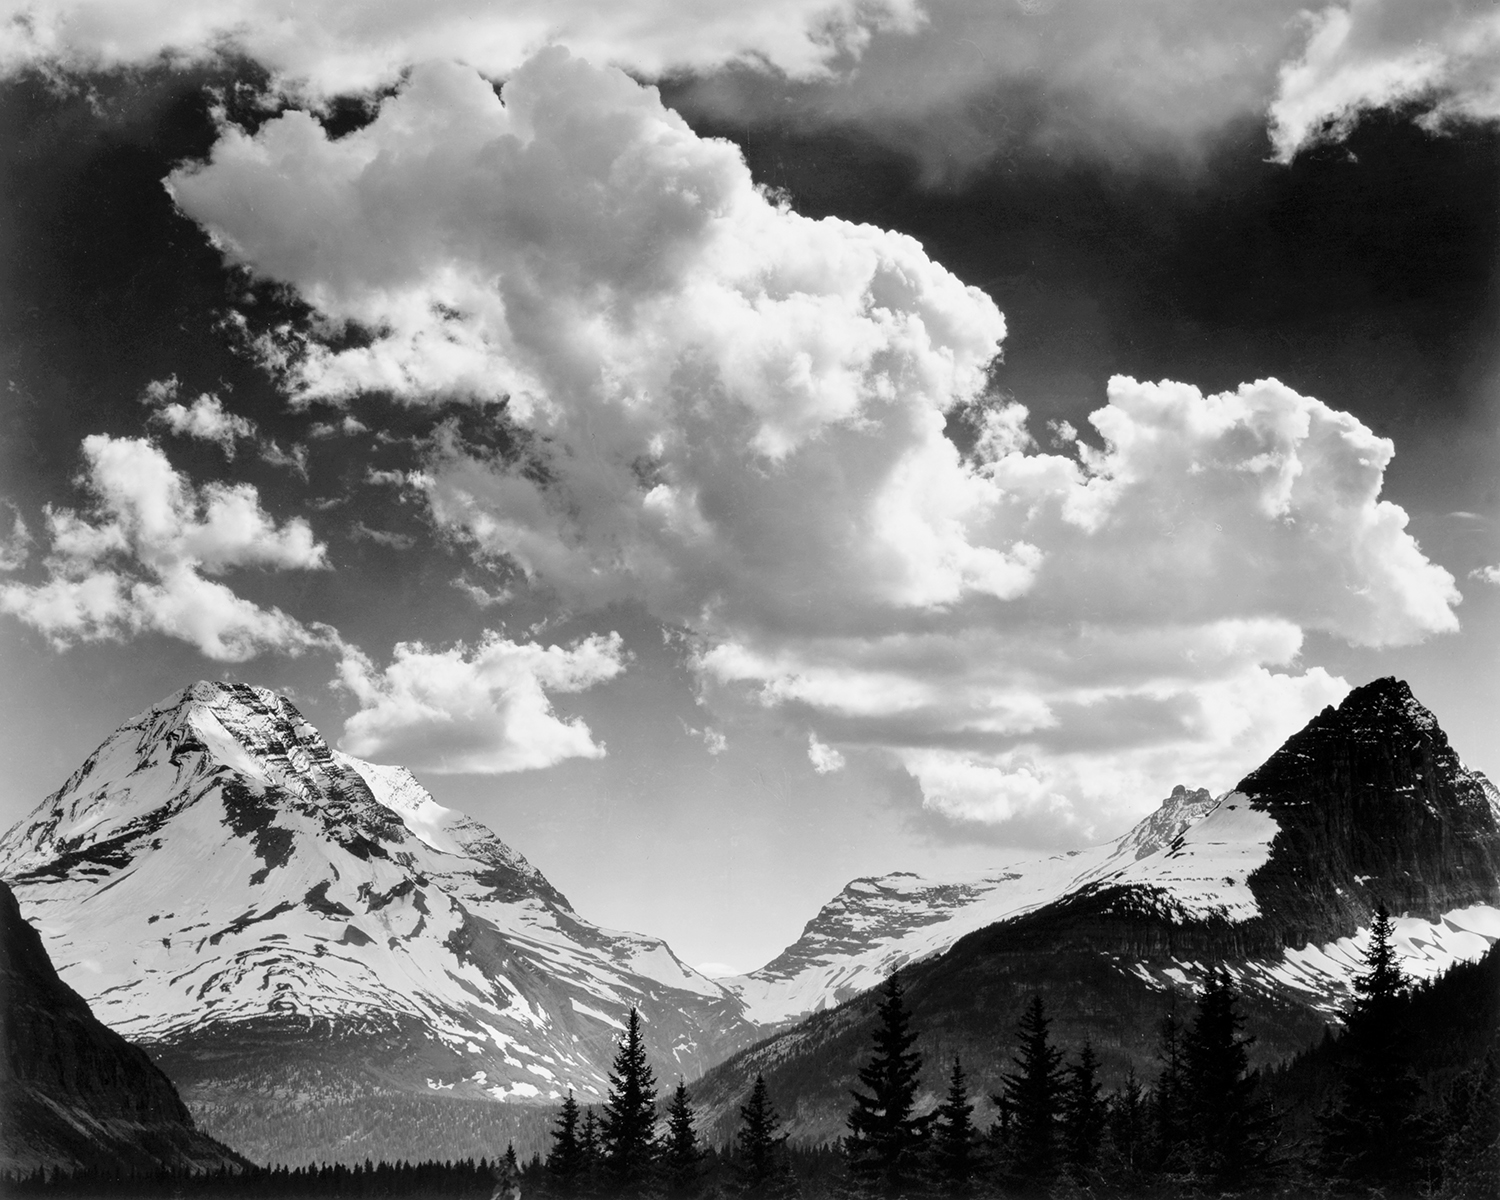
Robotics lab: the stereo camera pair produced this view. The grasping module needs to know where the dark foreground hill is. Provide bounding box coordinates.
[0,880,243,1175]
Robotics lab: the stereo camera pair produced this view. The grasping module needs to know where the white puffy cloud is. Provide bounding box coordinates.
[1270,0,1500,161]
[336,631,627,773]
[1472,565,1500,587]
[807,733,846,774]
[0,435,330,660]
[169,52,1462,840]
[0,0,920,94]
[146,388,258,456]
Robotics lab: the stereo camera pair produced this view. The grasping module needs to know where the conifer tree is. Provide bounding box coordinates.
[1149,1008,1190,1173]
[548,1090,588,1197]
[930,1057,978,1197]
[662,1081,704,1200]
[580,1106,604,1196]
[1320,904,1426,1189]
[736,1074,796,1198]
[846,972,932,1197]
[601,1008,660,1197]
[1061,1041,1105,1181]
[1183,968,1267,1187]
[1437,1051,1500,1200]
[1105,1069,1149,1183]
[994,994,1065,1191]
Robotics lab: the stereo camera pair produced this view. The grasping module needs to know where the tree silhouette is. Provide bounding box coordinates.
[661,1081,703,1200]
[547,1090,588,1197]
[601,1008,659,1197]
[994,994,1064,1191]
[579,1103,604,1196]
[846,972,931,1197]
[1183,968,1268,1186]
[1149,1007,1190,1173]
[930,1057,978,1197]
[735,1074,796,1198]
[1320,903,1426,1189]
[1061,1041,1105,1181]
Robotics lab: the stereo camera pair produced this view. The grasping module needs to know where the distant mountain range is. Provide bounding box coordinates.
[2,676,1497,1161]
[692,677,1500,1141]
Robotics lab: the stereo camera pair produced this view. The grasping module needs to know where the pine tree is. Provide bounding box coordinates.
[1148,1007,1190,1173]
[601,1008,660,1197]
[1061,1041,1105,1182]
[1320,904,1427,1189]
[930,1057,978,1197]
[579,1108,603,1197]
[994,994,1064,1191]
[1183,967,1267,1187]
[662,1081,704,1200]
[1104,1069,1149,1183]
[846,972,932,1197]
[548,1091,588,1197]
[736,1074,796,1198]
[1437,1051,1500,1200]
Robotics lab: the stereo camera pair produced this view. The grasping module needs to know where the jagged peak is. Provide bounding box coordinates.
[1333,676,1438,732]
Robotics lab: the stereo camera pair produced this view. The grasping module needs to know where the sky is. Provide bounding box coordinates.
[1,0,1498,976]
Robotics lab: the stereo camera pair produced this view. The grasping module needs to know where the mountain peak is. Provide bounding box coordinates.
[1333,675,1437,732]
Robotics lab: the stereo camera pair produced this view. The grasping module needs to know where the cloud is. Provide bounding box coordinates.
[807,733,845,774]
[0,0,920,94]
[144,386,258,456]
[1472,565,1500,587]
[1269,0,1500,161]
[0,435,331,660]
[336,631,627,773]
[169,52,1462,841]
[0,504,32,570]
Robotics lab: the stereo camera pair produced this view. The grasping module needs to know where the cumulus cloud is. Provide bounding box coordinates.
[169,52,1462,841]
[0,0,920,94]
[1270,0,1500,161]
[145,386,258,456]
[336,631,626,773]
[0,435,330,660]
[1471,565,1500,587]
[807,733,846,774]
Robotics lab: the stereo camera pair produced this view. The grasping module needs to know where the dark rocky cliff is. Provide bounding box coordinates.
[0,880,244,1174]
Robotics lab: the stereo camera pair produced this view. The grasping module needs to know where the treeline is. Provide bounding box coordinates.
[9,909,1496,1199]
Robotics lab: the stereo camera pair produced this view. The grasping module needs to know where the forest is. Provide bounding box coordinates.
[8,911,1496,1200]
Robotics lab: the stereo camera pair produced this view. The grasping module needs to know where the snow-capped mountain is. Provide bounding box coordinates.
[0,682,759,1111]
[727,680,1500,1028]
[694,678,1500,1142]
[721,785,1219,1025]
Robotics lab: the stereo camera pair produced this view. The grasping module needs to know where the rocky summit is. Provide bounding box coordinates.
[0,682,761,1129]
[692,677,1500,1142]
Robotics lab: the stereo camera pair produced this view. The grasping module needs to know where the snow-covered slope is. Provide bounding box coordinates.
[723,785,1229,1025]
[0,682,756,1104]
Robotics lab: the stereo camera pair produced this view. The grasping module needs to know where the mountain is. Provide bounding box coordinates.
[0,681,761,1160]
[0,879,244,1175]
[722,785,1218,1026]
[693,678,1500,1142]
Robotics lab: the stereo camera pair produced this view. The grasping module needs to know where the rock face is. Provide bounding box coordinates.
[0,880,242,1174]
[0,682,761,1137]
[693,678,1500,1143]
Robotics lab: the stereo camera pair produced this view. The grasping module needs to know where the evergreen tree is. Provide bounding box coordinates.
[1320,904,1426,1190]
[1061,1041,1105,1181]
[601,1008,660,1197]
[1105,1069,1149,1183]
[930,1057,978,1197]
[579,1107,604,1197]
[662,1081,704,1200]
[1148,1007,1190,1173]
[548,1091,588,1198]
[736,1074,797,1198]
[994,994,1065,1191]
[1183,967,1268,1187]
[1437,1051,1500,1200]
[846,972,932,1197]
